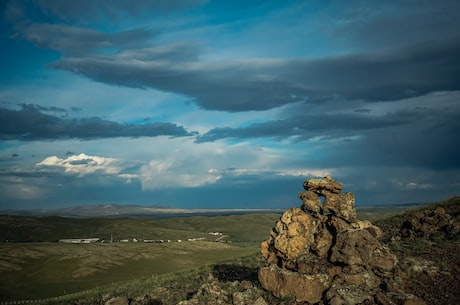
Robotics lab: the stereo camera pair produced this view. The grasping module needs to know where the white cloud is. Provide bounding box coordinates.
[36,153,120,177]
[140,159,222,189]
[276,169,335,177]
[131,137,327,190]
[405,182,433,190]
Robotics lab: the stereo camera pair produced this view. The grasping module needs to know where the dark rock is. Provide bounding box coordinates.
[400,206,457,239]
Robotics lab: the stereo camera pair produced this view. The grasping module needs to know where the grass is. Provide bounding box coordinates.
[0,241,259,301]
[37,252,269,305]
[0,213,281,242]
[1,198,458,304]
[0,212,281,301]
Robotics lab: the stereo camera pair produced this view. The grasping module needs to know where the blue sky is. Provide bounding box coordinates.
[0,0,459,210]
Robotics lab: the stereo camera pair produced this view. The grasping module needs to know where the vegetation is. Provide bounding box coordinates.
[0,213,281,242]
[0,212,281,302]
[0,241,259,301]
[0,198,458,304]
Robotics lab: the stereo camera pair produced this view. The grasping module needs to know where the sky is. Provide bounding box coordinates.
[0,0,459,210]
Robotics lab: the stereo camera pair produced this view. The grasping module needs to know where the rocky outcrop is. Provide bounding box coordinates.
[176,279,269,305]
[400,207,459,239]
[258,176,426,305]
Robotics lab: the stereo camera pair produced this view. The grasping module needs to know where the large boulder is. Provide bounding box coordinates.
[258,266,330,304]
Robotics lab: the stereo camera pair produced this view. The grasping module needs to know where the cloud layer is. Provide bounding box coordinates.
[0,104,196,140]
[0,1,459,209]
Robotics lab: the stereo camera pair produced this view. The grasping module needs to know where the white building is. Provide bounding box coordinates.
[59,238,100,243]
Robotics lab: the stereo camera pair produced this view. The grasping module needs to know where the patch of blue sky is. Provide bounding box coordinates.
[0,38,60,85]
[0,140,23,151]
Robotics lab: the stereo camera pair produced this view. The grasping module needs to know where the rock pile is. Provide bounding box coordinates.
[400,206,459,239]
[258,176,425,305]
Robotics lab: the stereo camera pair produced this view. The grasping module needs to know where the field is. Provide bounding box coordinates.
[0,212,282,302]
[0,212,282,243]
[0,241,258,301]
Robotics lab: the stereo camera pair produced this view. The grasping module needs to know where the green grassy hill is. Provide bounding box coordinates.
[0,241,258,301]
[0,212,281,242]
[0,212,281,302]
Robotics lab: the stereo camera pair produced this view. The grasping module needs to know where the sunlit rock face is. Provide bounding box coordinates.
[258,176,426,305]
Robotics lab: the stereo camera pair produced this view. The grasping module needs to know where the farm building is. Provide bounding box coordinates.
[59,238,100,243]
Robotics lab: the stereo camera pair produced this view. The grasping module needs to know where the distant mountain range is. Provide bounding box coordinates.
[0,204,284,218]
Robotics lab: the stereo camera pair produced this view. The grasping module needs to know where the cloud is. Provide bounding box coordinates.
[197,91,460,172]
[0,180,44,200]
[331,0,460,50]
[196,109,414,142]
[140,159,221,190]
[32,0,206,21]
[11,2,460,113]
[21,23,157,55]
[46,37,460,112]
[36,153,121,177]
[0,104,196,140]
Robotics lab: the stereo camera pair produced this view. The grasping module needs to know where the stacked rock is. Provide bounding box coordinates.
[258,176,425,305]
[400,206,459,239]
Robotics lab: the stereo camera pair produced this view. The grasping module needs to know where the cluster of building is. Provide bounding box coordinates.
[58,232,225,244]
[58,238,101,244]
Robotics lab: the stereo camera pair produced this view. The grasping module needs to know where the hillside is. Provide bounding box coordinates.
[55,197,459,305]
[372,196,460,305]
[0,212,281,243]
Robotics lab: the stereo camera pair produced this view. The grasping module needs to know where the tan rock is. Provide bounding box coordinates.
[311,225,333,258]
[264,208,319,261]
[327,214,352,232]
[274,234,308,260]
[303,175,343,195]
[260,240,277,265]
[334,269,381,289]
[105,296,129,305]
[330,229,397,271]
[299,190,321,213]
[326,284,374,305]
[323,192,356,222]
[253,296,269,305]
[353,219,384,240]
[258,266,330,304]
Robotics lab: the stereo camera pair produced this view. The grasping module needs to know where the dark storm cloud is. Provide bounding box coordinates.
[199,96,460,171]
[0,104,196,140]
[11,1,460,113]
[333,0,460,50]
[196,109,415,142]
[311,114,460,172]
[49,37,460,112]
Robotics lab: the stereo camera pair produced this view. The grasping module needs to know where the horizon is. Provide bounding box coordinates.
[1,1,459,210]
[0,198,440,213]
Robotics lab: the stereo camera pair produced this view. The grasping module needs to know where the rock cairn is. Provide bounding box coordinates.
[258,176,425,305]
